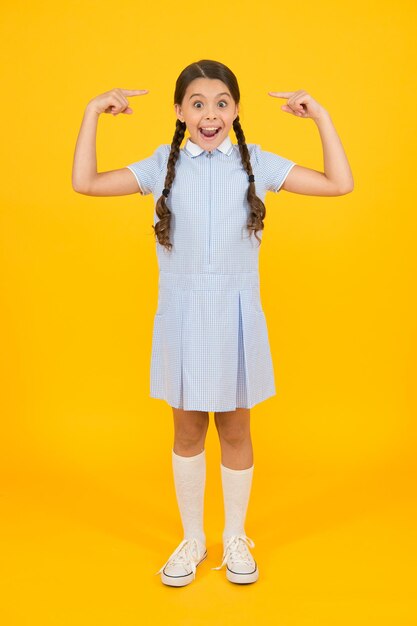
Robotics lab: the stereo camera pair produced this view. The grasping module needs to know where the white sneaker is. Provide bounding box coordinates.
[155,538,207,587]
[212,534,259,584]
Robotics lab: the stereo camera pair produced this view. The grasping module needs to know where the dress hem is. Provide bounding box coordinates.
[149,391,276,412]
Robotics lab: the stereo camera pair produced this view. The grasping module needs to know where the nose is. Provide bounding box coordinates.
[204,104,218,119]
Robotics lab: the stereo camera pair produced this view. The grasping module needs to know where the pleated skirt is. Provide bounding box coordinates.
[149,271,276,412]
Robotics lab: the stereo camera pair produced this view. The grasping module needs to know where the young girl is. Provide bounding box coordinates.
[72,59,353,587]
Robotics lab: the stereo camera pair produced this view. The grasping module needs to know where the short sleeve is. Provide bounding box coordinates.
[253,145,297,193]
[125,144,170,195]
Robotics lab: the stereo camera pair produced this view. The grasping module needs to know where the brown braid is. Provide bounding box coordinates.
[152,119,186,251]
[233,116,266,246]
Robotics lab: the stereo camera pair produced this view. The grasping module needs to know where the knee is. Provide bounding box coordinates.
[215,417,249,447]
[174,414,208,451]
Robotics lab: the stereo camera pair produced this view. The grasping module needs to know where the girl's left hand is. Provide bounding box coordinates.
[268,90,325,120]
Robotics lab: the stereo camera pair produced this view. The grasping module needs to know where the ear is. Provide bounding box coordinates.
[234,103,240,120]
[174,103,184,123]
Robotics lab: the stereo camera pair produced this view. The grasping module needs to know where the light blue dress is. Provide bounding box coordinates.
[126,135,296,411]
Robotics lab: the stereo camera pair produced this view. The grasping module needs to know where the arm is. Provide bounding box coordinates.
[269,90,354,197]
[72,88,149,196]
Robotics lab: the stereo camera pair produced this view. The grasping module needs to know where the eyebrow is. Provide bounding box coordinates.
[189,92,231,100]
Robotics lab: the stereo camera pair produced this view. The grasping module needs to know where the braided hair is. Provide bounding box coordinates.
[153,59,266,252]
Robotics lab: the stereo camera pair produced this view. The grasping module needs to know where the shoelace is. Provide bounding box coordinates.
[155,538,205,580]
[211,534,256,571]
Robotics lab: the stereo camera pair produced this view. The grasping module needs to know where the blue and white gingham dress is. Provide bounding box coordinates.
[126,135,296,412]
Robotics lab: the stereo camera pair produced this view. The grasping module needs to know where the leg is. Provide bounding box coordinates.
[214,407,253,470]
[214,408,255,550]
[172,407,209,456]
[156,407,210,586]
[170,407,209,548]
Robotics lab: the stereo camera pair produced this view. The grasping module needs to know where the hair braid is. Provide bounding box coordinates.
[233,116,266,246]
[153,119,186,251]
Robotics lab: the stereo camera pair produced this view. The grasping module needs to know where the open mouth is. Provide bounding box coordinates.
[199,127,221,139]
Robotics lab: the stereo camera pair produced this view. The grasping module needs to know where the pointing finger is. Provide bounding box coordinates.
[268,92,294,98]
[121,89,150,96]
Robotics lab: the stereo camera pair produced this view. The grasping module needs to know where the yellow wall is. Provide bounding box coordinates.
[1,1,416,624]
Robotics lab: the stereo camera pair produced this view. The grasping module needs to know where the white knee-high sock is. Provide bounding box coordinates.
[172,449,206,548]
[221,463,254,545]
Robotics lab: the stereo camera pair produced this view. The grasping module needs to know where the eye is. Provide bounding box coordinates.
[193,101,203,108]
[218,100,228,107]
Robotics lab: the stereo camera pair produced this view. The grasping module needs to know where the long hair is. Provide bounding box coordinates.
[153,59,266,251]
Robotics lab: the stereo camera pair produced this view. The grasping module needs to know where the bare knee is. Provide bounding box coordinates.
[172,408,209,455]
[214,409,250,446]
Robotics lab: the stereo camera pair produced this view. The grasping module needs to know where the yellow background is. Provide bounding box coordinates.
[1,0,416,624]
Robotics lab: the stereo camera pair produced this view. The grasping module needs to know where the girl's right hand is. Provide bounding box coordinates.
[87,88,149,115]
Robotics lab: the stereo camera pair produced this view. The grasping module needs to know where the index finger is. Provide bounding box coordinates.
[268,91,294,98]
[121,89,150,96]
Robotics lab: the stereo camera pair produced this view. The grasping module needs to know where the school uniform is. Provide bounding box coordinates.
[126,135,296,412]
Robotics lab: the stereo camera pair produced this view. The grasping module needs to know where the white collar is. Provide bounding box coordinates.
[183,134,234,157]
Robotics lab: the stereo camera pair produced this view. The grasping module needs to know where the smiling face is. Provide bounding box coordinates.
[174,77,239,152]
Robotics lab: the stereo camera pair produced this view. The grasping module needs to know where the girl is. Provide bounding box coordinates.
[72,59,353,587]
